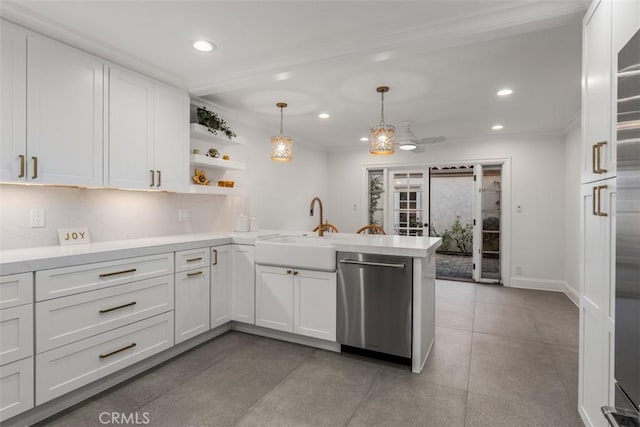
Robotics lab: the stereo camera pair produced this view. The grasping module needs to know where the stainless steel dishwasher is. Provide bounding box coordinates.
[337,252,412,358]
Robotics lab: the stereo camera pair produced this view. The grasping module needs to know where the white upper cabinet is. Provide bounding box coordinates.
[107,66,154,189]
[107,66,188,191]
[153,84,188,192]
[0,21,27,183]
[582,0,614,183]
[27,33,104,186]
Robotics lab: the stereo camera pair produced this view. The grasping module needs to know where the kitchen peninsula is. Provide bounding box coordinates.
[0,231,439,426]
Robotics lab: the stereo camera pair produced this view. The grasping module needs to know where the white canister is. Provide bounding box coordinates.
[234,213,250,232]
[250,217,258,231]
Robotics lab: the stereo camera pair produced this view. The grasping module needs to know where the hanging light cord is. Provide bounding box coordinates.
[379,91,385,126]
[280,106,284,135]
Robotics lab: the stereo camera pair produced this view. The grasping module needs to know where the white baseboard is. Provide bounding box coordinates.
[562,281,581,307]
[509,276,565,292]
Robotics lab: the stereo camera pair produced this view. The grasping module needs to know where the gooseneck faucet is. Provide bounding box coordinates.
[309,197,324,237]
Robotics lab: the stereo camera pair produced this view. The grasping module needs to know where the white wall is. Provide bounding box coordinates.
[326,133,567,289]
[0,120,329,250]
[563,117,582,302]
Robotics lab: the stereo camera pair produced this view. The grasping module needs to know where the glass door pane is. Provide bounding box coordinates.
[480,165,502,281]
[367,169,385,227]
[391,171,426,236]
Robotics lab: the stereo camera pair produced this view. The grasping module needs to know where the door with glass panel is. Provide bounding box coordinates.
[389,171,428,236]
[472,165,502,282]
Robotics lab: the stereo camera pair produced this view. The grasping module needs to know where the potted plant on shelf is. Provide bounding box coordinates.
[196,106,237,140]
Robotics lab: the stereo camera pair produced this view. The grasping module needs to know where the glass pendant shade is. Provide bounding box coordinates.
[370,86,395,155]
[270,135,293,162]
[370,124,395,155]
[271,102,292,162]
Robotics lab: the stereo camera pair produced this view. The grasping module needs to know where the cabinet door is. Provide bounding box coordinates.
[0,21,27,183]
[27,33,104,186]
[579,180,616,426]
[231,245,255,324]
[582,0,614,183]
[294,269,336,341]
[211,245,232,329]
[255,265,293,332]
[175,267,210,344]
[154,84,188,192]
[0,357,33,422]
[0,304,33,366]
[107,66,154,190]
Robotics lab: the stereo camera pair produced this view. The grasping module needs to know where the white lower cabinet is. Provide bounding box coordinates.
[0,304,33,366]
[294,269,337,341]
[0,357,34,422]
[36,275,174,353]
[231,245,255,324]
[255,265,336,341]
[36,312,173,405]
[174,267,210,344]
[255,266,294,332]
[211,245,232,329]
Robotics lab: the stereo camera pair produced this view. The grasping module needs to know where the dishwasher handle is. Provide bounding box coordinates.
[339,259,406,269]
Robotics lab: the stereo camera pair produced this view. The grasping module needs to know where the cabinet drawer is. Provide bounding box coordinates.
[36,312,173,405]
[0,357,34,422]
[0,273,33,310]
[36,275,174,353]
[0,304,33,366]
[36,253,174,301]
[175,248,210,272]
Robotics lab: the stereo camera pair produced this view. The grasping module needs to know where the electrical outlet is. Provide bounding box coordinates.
[515,265,523,276]
[30,208,45,228]
[352,204,358,211]
[178,208,191,223]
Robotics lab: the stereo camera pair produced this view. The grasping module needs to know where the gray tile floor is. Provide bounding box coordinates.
[41,280,582,427]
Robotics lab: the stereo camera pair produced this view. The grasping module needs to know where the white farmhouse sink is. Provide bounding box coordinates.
[254,235,337,271]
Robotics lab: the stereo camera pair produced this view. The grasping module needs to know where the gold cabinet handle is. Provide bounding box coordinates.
[293,271,299,276]
[99,343,136,359]
[99,268,137,278]
[212,249,218,266]
[286,270,292,275]
[187,271,203,277]
[32,156,38,179]
[592,186,598,216]
[150,170,155,187]
[596,141,608,173]
[99,301,137,314]
[18,154,25,178]
[156,170,161,187]
[592,144,598,174]
[186,257,203,262]
[597,185,608,216]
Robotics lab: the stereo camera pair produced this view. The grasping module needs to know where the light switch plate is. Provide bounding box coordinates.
[30,208,45,228]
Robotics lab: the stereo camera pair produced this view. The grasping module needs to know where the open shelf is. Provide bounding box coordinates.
[190,154,245,171]
[190,123,246,146]
[187,185,240,195]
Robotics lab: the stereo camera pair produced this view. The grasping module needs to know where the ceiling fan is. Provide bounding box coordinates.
[395,120,446,152]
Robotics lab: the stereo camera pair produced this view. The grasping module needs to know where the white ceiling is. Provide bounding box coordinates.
[2,0,587,150]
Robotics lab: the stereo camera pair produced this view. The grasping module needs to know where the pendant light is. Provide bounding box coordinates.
[370,86,395,155]
[271,102,293,162]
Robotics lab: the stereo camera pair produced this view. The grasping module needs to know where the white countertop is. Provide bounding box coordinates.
[0,230,440,275]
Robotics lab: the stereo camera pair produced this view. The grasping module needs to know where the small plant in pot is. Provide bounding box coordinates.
[196,106,237,140]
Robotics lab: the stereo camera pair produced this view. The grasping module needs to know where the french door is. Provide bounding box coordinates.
[388,170,429,236]
[472,165,502,282]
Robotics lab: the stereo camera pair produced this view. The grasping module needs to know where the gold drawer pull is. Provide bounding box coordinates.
[99,301,137,314]
[597,185,608,216]
[99,343,136,359]
[293,271,299,276]
[187,271,203,277]
[19,154,25,178]
[150,170,155,187]
[186,257,203,262]
[99,268,137,278]
[212,249,218,265]
[286,270,292,275]
[156,170,161,188]
[32,156,38,179]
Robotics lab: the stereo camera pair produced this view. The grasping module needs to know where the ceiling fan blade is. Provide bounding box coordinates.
[419,136,446,144]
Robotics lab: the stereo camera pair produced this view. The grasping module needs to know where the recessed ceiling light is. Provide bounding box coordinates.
[273,71,292,81]
[492,124,504,130]
[360,137,369,142]
[497,89,513,96]
[193,40,215,52]
[318,113,330,119]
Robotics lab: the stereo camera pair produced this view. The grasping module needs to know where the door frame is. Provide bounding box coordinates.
[361,157,511,286]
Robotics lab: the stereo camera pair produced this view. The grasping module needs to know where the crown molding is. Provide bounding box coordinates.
[0,2,186,89]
